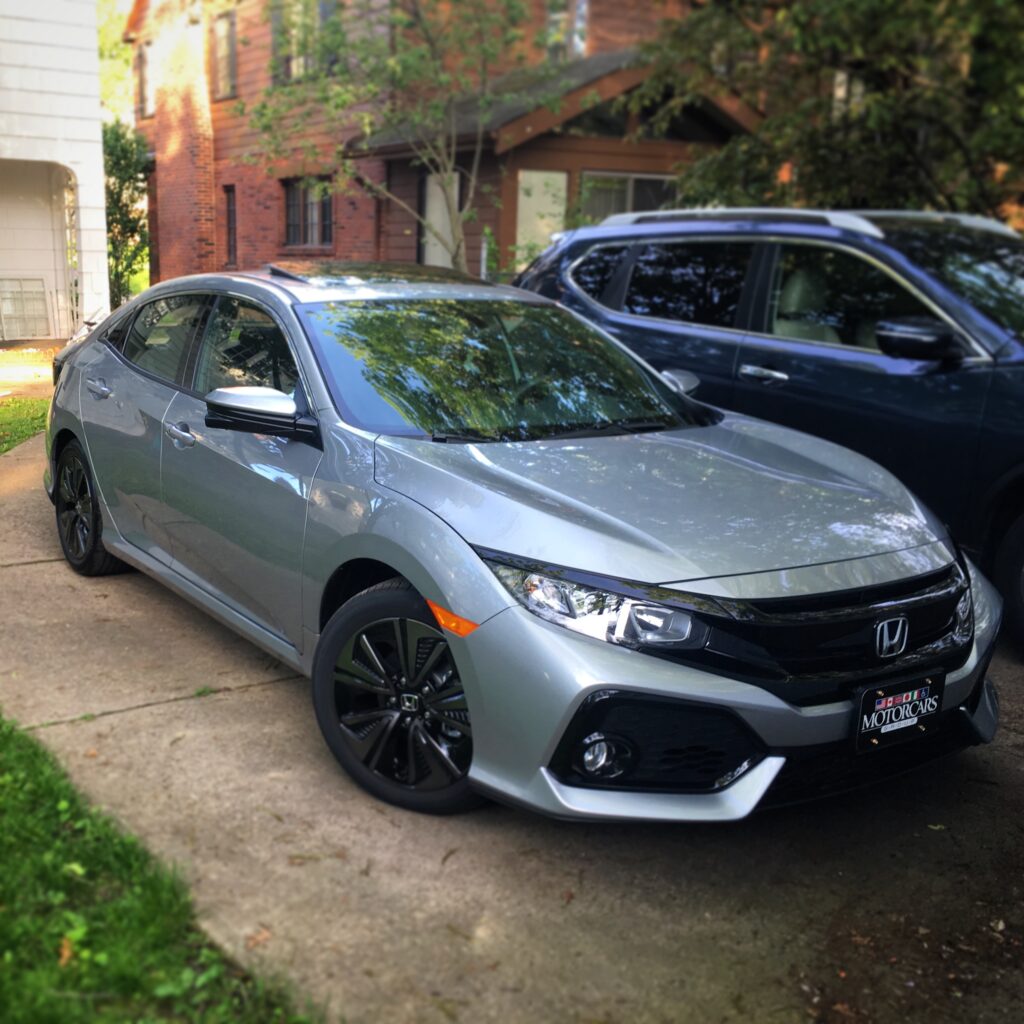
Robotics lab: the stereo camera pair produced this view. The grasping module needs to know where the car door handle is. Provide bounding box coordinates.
[739,364,790,385]
[165,422,196,448]
[85,377,112,399]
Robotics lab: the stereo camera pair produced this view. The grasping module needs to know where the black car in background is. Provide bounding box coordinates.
[516,208,1024,643]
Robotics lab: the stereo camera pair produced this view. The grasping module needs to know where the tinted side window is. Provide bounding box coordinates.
[103,311,133,351]
[193,297,300,396]
[769,244,932,349]
[570,245,628,302]
[623,242,753,327]
[121,295,207,384]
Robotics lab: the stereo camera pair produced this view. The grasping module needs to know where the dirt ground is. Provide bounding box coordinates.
[1,433,1021,1023]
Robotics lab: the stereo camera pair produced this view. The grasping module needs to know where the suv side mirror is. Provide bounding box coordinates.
[204,386,322,447]
[875,316,963,361]
[662,368,700,396]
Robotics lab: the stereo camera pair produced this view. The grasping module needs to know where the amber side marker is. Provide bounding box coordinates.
[426,599,479,637]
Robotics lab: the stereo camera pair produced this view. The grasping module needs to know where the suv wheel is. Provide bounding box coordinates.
[312,578,484,814]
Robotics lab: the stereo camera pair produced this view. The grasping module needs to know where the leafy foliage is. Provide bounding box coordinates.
[103,120,150,309]
[636,0,1024,212]
[246,0,556,272]
[0,715,317,1023]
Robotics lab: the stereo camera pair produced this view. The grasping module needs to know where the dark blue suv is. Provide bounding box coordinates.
[515,208,1024,644]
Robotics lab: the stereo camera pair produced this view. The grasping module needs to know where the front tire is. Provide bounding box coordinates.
[995,513,1024,648]
[312,578,484,814]
[54,440,126,577]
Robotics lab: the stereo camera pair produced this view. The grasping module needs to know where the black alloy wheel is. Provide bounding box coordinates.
[312,578,483,814]
[54,440,125,576]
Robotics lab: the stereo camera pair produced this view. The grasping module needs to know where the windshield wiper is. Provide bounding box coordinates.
[429,430,499,444]
[542,418,674,441]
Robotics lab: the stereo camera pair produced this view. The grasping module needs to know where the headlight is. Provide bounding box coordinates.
[484,559,711,651]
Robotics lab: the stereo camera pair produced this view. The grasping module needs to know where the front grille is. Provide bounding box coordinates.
[761,708,975,809]
[549,691,764,792]
[660,562,973,706]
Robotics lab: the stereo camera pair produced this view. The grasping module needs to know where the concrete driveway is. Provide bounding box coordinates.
[2,432,1022,1023]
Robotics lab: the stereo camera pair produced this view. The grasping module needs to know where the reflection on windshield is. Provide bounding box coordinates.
[300,299,692,441]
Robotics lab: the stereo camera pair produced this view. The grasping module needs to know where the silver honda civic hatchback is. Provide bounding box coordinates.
[45,263,1002,821]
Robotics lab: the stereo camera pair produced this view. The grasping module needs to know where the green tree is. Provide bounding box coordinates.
[635,0,1024,213]
[103,120,150,308]
[97,0,135,122]
[246,0,559,273]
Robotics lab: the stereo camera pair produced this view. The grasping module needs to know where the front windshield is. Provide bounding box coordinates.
[877,219,1024,339]
[299,298,696,441]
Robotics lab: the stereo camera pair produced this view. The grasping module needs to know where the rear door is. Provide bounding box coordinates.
[732,240,990,531]
[77,292,210,562]
[565,238,759,408]
[159,293,322,647]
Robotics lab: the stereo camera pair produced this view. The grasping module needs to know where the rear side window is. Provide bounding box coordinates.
[623,241,754,327]
[193,296,300,396]
[570,245,628,303]
[121,294,208,384]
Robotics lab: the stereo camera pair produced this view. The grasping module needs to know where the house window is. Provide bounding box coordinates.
[0,279,51,340]
[579,173,676,222]
[283,178,333,247]
[224,186,237,266]
[213,12,237,100]
[272,0,337,84]
[137,40,155,118]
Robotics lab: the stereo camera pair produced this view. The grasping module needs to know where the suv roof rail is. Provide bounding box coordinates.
[850,210,1020,239]
[599,207,884,238]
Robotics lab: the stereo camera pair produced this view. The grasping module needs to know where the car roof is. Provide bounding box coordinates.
[562,207,1018,245]
[143,262,543,307]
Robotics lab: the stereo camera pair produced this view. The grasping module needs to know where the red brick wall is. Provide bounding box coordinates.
[129,0,694,282]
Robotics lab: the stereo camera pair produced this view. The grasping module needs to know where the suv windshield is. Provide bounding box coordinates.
[298,299,697,441]
[875,218,1024,338]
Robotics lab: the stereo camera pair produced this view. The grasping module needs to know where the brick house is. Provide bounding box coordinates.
[124,0,757,282]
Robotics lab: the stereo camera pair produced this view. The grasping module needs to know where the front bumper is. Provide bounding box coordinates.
[458,562,1001,822]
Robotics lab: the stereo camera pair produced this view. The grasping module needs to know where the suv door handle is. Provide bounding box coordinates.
[85,377,112,399]
[739,364,790,385]
[165,422,196,448]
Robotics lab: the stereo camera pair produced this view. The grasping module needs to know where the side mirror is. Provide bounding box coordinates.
[662,368,701,397]
[875,317,963,361]
[204,386,322,447]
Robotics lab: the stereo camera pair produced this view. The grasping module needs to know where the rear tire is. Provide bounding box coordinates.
[312,578,485,814]
[994,512,1024,649]
[54,440,127,577]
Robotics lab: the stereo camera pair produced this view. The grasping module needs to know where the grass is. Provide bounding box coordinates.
[0,716,318,1024]
[0,396,50,455]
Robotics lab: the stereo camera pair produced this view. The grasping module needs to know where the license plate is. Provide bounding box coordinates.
[855,674,945,753]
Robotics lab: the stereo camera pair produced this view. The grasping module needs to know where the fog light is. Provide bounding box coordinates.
[583,738,611,773]
[578,732,631,779]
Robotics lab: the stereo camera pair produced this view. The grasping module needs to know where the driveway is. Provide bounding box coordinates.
[1,433,1022,1023]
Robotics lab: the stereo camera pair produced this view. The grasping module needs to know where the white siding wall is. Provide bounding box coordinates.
[0,0,108,339]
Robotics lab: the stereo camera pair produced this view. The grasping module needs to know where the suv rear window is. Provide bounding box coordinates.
[570,245,628,303]
[623,241,754,328]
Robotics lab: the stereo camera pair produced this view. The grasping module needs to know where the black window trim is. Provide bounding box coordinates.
[746,237,991,363]
[103,292,216,393]
[567,234,763,337]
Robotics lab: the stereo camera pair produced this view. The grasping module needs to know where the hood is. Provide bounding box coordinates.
[373,414,951,590]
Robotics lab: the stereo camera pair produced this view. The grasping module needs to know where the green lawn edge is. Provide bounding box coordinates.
[0,397,50,455]
[0,715,322,1024]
